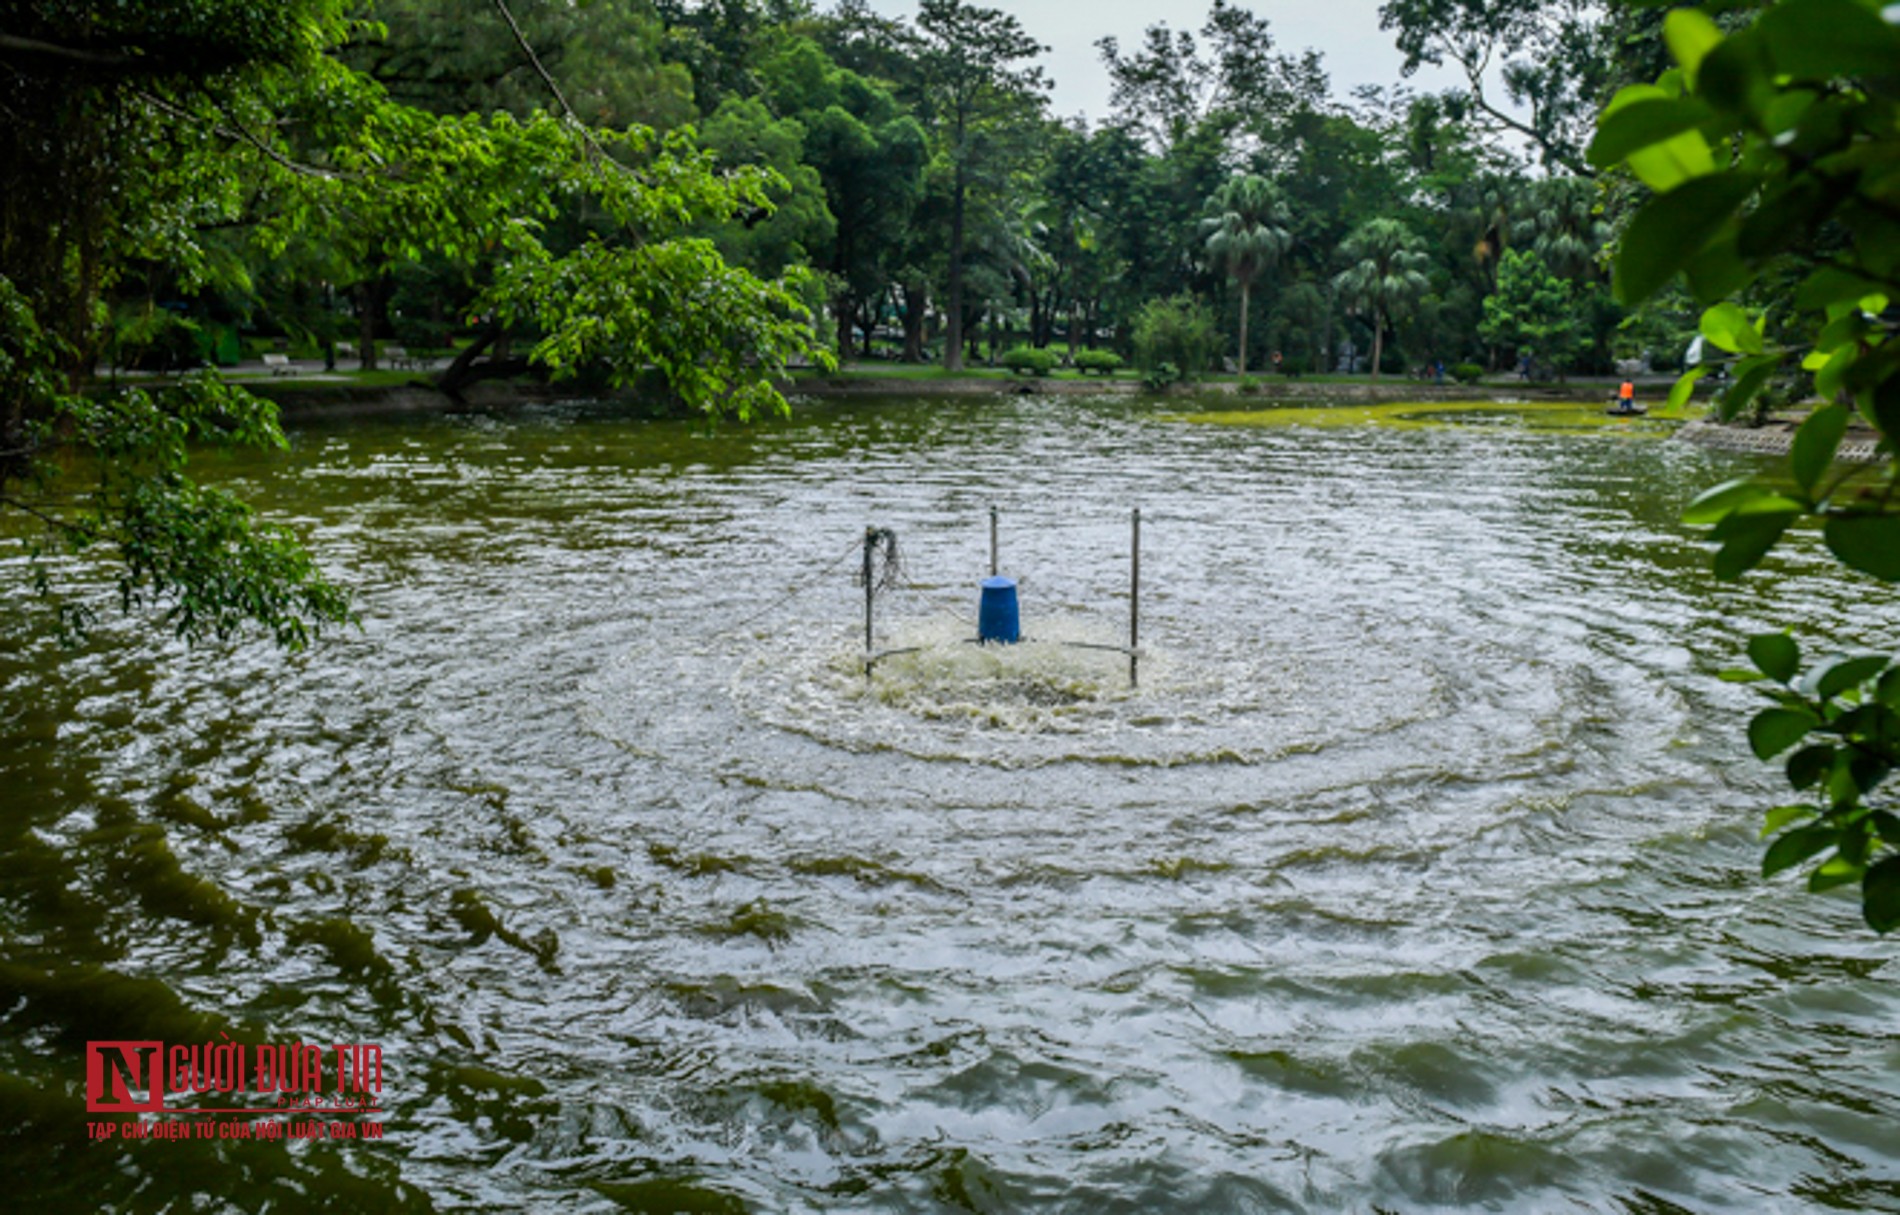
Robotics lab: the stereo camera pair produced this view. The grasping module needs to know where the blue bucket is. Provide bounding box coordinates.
[977,576,1020,644]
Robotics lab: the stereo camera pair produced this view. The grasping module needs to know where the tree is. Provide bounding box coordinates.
[1131,293,1219,379]
[349,0,696,129]
[1202,174,1291,375]
[1511,175,1609,280]
[1478,248,1585,377]
[1332,218,1431,380]
[913,0,1047,372]
[1377,0,1620,175]
[1095,0,1310,154]
[763,38,928,359]
[697,96,837,275]
[0,1,826,647]
[1591,0,1900,930]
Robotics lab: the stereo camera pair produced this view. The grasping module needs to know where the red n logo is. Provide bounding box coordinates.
[86,1042,165,1113]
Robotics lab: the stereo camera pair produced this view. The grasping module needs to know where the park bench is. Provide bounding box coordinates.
[263,353,293,376]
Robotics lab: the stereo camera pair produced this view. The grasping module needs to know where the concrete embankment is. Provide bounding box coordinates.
[249,372,1628,414]
[1674,416,1884,461]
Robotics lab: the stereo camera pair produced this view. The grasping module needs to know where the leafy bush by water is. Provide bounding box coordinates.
[1000,345,1056,376]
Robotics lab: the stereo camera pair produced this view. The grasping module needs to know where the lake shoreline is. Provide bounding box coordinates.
[247,371,1641,416]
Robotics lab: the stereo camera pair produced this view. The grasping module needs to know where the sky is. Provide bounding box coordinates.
[857,0,1469,123]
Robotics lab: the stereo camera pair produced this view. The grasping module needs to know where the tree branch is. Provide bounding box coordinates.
[1444,34,1592,178]
[132,88,344,181]
[0,32,140,70]
[0,493,80,535]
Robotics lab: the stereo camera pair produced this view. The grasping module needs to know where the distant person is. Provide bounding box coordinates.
[1271,350,1283,375]
[1517,351,1532,380]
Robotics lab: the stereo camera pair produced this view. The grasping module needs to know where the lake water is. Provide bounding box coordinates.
[4,393,1898,1212]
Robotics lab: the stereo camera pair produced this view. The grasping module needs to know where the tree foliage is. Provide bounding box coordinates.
[1131,292,1219,379]
[1333,218,1432,380]
[0,0,828,647]
[1202,174,1292,375]
[1478,248,1585,378]
[912,0,1048,372]
[1593,0,1900,929]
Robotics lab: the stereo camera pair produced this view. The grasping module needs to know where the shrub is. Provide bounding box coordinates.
[1141,361,1183,391]
[1073,349,1124,375]
[1236,375,1263,395]
[1132,294,1218,378]
[999,345,1057,376]
[1450,362,1484,384]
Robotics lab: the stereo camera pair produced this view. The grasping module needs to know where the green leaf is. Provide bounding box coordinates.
[1682,476,1769,524]
[1587,98,1717,170]
[1815,653,1889,700]
[1628,129,1718,193]
[1873,810,1900,847]
[1738,177,1838,259]
[1786,744,1836,790]
[1712,505,1799,579]
[1664,8,1724,79]
[1757,0,1900,80]
[1796,265,1889,312]
[1667,366,1707,411]
[1763,823,1835,876]
[1698,29,1775,118]
[1748,631,1800,683]
[1862,855,1900,932]
[1810,857,1864,892]
[1763,803,1818,837]
[1615,175,1760,306]
[1700,302,1763,355]
[1687,236,1754,305]
[1790,403,1849,496]
[1824,514,1900,580]
[1815,345,1857,400]
[1836,702,1900,751]
[1716,354,1780,421]
[1750,706,1820,760]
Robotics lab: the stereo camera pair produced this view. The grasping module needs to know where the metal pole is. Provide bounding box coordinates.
[864,527,875,677]
[989,505,999,577]
[1130,507,1140,688]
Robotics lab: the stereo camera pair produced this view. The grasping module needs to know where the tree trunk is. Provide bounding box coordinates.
[945,166,965,372]
[1237,281,1251,377]
[434,325,533,403]
[835,294,853,363]
[355,275,389,371]
[900,282,927,363]
[1370,310,1384,382]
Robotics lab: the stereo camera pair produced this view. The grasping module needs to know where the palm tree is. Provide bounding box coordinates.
[1332,218,1432,381]
[1511,176,1609,281]
[1201,175,1291,376]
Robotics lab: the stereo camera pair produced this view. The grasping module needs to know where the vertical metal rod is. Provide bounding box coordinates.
[863,527,875,677]
[1130,507,1141,688]
[989,505,999,577]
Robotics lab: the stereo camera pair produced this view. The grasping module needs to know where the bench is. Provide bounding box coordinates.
[263,353,293,376]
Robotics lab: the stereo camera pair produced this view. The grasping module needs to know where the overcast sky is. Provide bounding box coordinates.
[856,0,1469,122]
